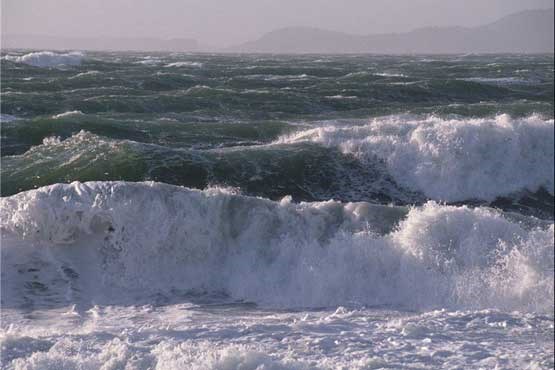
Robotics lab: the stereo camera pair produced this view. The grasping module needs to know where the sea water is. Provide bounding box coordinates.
[1,51,553,369]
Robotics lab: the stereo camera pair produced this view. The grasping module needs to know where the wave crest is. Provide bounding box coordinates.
[1,181,552,312]
[3,51,84,68]
[278,114,555,202]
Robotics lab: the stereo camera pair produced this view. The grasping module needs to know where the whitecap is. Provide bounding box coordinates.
[135,57,162,65]
[51,110,84,119]
[164,61,203,68]
[69,70,100,79]
[1,181,552,312]
[460,77,529,85]
[277,114,554,202]
[374,72,407,78]
[325,95,357,100]
[3,51,84,68]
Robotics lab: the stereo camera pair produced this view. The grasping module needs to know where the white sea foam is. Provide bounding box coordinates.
[461,77,529,85]
[135,57,162,65]
[41,136,62,146]
[69,70,100,79]
[342,71,371,78]
[3,51,84,68]
[165,61,203,68]
[325,95,358,100]
[51,110,84,119]
[374,72,407,78]
[1,181,552,312]
[264,74,310,81]
[2,307,552,369]
[277,114,554,202]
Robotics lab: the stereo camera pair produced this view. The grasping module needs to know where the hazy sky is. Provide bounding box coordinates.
[2,0,554,47]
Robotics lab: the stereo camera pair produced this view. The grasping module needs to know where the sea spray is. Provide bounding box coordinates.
[3,51,84,68]
[277,114,555,201]
[2,181,552,312]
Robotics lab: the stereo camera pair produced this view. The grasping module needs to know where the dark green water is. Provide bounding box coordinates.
[1,51,553,217]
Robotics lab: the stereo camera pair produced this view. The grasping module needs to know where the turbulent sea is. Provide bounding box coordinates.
[0,51,554,369]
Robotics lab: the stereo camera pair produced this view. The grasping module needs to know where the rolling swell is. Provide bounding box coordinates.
[1,130,409,204]
[2,114,553,218]
[1,181,553,312]
[278,114,555,202]
[0,113,292,156]
[2,53,553,119]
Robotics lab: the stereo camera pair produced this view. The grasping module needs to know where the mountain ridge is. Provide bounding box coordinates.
[2,9,552,53]
[232,9,554,54]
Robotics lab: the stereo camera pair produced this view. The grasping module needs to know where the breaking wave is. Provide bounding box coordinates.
[2,181,553,312]
[2,51,84,68]
[278,114,554,202]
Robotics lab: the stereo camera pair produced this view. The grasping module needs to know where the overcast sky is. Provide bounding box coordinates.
[2,0,553,48]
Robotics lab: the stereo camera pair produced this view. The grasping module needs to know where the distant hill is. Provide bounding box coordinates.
[233,9,554,54]
[1,35,199,52]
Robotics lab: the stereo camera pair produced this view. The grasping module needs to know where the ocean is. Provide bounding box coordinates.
[0,51,553,369]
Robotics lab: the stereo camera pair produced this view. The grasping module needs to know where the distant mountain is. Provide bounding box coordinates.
[233,9,554,54]
[1,35,199,52]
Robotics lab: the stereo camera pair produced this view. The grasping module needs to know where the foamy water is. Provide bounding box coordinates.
[1,52,553,369]
[1,181,553,369]
[3,51,84,68]
[277,114,554,202]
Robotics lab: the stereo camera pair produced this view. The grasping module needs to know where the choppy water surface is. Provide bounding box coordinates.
[1,51,553,369]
